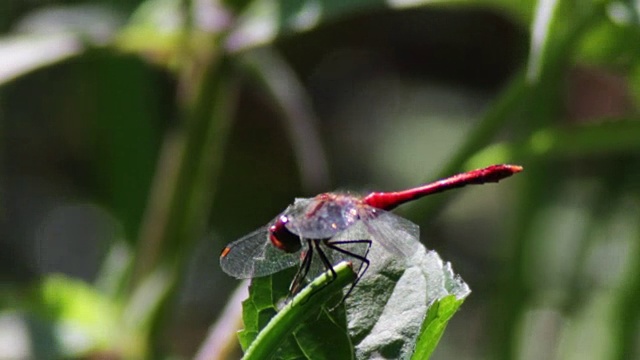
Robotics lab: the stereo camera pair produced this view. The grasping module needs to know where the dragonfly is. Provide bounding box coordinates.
[220,164,522,298]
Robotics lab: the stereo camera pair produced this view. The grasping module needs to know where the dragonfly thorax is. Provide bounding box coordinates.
[282,195,362,240]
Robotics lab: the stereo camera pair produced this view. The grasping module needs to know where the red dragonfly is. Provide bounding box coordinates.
[220,164,522,296]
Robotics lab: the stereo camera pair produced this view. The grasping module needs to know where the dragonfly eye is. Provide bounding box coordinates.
[269,215,301,253]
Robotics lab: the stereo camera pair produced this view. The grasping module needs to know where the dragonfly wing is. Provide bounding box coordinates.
[360,208,422,259]
[220,225,300,279]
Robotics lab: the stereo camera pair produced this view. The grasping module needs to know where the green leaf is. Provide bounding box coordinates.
[37,275,119,341]
[412,295,465,360]
[238,225,470,359]
[576,1,640,66]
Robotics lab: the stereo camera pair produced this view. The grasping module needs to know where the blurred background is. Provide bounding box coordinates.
[1,0,640,359]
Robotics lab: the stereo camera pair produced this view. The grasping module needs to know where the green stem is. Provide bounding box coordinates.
[242,262,357,360]
[466,118,640,165]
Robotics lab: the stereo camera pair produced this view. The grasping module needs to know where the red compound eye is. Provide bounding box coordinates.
[268,215,301,253]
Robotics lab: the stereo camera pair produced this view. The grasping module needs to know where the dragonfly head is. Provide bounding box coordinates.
[269,215,302,253]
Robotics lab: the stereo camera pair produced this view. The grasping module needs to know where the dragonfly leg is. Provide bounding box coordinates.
[289,239,313,296]
[325,239,372,301]
[313,241,339,282]
[295,240,339,306]
[292,239,372,308]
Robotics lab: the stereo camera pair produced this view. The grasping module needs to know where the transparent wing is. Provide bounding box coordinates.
[359,207,422,259]
[219,225,300,279]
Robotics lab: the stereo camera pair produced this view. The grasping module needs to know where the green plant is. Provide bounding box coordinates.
[1,0,640,359]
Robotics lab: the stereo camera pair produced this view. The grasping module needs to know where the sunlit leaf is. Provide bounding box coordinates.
[0,34,83,86]
[29,275,121,357]
[412,295,465,359]
[345,242,469,359]
[0,4,123,85]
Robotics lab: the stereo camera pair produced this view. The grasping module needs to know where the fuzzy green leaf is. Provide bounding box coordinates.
[344,237,470,359]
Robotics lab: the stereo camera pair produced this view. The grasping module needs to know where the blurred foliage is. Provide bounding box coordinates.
[1,0,640,359]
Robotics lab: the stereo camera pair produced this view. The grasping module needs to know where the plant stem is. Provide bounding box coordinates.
[242,262,356,360]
